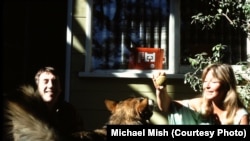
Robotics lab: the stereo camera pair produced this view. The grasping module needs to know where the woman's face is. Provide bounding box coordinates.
[202,70,224,101]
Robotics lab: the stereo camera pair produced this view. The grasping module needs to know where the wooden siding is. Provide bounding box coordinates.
[70,0,198,130]
[69,71,197,129]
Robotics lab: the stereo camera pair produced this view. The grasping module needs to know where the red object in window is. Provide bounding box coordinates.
[128,47,165,69]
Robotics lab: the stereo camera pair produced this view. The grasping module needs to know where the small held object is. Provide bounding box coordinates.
[156,75,167,86]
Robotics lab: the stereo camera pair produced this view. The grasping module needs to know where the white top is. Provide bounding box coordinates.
[233,108,248,124]
[167,100,249,125]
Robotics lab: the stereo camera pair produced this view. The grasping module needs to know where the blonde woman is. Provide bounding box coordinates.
[152,63,249,125]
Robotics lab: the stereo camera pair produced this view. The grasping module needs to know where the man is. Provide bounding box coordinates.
[34,66,84,134]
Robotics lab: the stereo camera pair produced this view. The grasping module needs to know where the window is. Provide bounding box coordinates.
[91,0,169,71]
[75,0,248,78]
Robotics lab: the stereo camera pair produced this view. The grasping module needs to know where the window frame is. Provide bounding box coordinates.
[71,0,249,78]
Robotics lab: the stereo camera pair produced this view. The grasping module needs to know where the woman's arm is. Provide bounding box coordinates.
[152,72,171,112]
[239,115,249,125]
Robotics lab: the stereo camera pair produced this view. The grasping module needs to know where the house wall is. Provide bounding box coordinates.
[2,0,67,93]
[70,0,197,130]
[2,0,197,131]
[2,0,249,131]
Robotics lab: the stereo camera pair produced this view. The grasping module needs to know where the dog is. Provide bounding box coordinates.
[104,97,154,125]
[3,85,154,141]
[3,85,68,141]
[72,96,154,141]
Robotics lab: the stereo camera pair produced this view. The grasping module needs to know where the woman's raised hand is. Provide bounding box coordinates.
[152,72,167,90]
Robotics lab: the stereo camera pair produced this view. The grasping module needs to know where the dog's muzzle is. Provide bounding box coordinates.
[148,99,154,111]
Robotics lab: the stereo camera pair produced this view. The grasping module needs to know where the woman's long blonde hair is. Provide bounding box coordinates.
[201,63,244,124]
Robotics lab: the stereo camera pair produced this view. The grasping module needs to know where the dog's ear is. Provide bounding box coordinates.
[136,98,148,114]
[104,99,117,113]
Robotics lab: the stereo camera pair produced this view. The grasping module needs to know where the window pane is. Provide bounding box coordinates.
[180,0,247,65]
[92,0,169,70]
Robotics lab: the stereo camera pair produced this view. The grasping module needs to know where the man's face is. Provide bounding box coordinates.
[37,72,61,103]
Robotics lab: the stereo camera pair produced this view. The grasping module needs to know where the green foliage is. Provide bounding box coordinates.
[238,83,250,111]
[191,0,250,38]
[234,58,250,111]
[185,0,250,112]
[184,44,226,92]
[184,0,250,113]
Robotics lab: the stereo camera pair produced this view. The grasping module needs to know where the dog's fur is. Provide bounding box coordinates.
[72,97,154,141]
[3,85,154,141]
[3,85,68,141]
